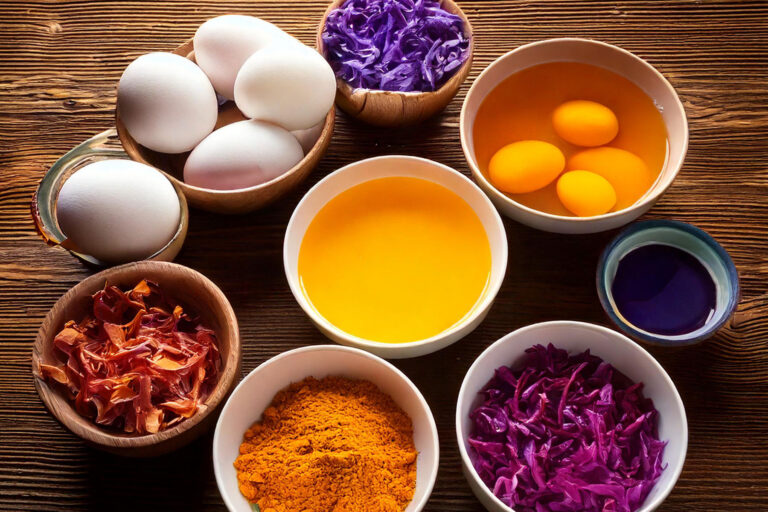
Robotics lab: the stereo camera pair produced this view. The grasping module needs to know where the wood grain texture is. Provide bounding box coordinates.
[0,0,766,510]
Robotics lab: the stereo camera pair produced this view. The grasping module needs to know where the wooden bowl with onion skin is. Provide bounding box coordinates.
[316,0,474,127]
[116,38,335,215]
[32,261,241,457]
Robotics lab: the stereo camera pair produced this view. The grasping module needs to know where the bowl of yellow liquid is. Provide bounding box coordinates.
[284,156,508,358]
[460,38,689,234]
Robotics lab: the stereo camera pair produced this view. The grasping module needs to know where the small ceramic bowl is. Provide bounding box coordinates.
[116,38,335,215]
[213,345,439,512]
[456,321,688,512]
[32,261,241,457]
[283,155,508,359]
[316,0,474,126]
[597,219,739,346]
[460,38,689,234]
[31,129,188,266]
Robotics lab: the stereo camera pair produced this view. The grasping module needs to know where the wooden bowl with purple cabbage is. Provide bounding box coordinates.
[317,0,474,126]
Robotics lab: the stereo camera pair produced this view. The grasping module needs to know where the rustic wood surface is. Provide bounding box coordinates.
[1,0,766,510]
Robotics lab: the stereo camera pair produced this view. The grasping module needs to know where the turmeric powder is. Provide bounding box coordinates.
[234,376,418,512]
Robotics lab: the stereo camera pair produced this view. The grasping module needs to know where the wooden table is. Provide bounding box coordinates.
[1,1,766,510]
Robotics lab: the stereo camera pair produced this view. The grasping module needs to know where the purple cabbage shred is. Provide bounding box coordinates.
[322,0,470,92]
[469,344,667,512]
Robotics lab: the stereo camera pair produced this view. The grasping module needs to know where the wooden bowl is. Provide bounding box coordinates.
[316,0,474,127]
[116,38,335,215]
[31,129,189,267]
[32,261,241,457]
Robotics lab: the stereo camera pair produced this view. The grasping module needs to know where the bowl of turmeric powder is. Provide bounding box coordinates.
[213,345,440,511]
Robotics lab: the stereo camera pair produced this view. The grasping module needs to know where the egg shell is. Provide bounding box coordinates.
[183,120,304,191]
[488,140,565,194]
[291,120,326,154]
[56,160,181,263]
[118,52,218,154]
[193,15,300,100]
[567,147,652,210]
[214,102,324,153]
[552,100,619,147]
[234,46,336,131]
[556,170,617,217]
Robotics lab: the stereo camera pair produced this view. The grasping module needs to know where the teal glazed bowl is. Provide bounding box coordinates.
[597,220,739,346]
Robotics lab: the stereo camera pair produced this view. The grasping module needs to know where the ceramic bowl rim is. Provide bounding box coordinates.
[455,320,688,512]
[459,37,689,223]
[596,219,740,346]
[212,344,440,512]
[283,154,508,353]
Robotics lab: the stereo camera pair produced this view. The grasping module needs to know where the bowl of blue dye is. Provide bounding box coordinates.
[597,220,739,346]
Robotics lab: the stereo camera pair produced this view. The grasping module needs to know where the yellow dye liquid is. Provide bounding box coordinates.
[298,177,492,343]
[473,62,668,216]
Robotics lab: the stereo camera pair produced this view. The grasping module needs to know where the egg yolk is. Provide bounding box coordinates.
[556,170,617,217]
[552,100,619,147]
[567,147,652,210]
[488,140,565,194]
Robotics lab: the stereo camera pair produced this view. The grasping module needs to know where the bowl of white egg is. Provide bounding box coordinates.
[115,15,337,214]
[32,129,188,266]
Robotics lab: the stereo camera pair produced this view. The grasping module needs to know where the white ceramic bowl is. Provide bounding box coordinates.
[284,155,508,359]
[456,321,688,512]
[460,38,689,234]
[213,345,440,512]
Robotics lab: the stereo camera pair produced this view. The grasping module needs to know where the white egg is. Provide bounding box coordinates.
[183,120,304,190]
[291,120,326,154]
[194,15,299,100]
[56,160,181,263]
[118,52,218,154]
[234,46,336,131]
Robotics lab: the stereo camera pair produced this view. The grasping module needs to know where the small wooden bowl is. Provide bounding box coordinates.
[116,38,335,215]
[316,0,474,127]
[32,261,241,457]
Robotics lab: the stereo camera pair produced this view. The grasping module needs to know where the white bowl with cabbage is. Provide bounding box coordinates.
[456,321,687,512]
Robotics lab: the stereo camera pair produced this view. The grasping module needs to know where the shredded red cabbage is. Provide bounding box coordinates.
[322,0,470,92]
[469,344,667,512]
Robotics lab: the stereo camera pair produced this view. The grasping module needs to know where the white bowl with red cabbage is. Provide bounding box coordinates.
[456,321,687,512]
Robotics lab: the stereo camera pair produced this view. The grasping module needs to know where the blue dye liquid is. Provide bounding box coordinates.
[611,244,717,336]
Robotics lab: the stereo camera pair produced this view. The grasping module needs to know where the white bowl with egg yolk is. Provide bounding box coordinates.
[283,155,508,359]
[460,38,689,234]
